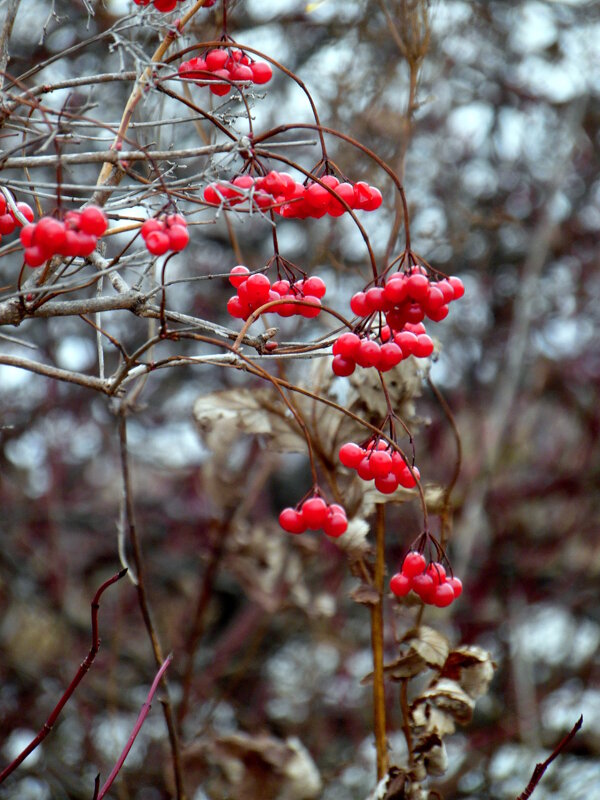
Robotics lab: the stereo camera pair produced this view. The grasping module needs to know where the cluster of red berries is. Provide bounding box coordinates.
[332,322,433,376]
[19,206,108,268]
[140,214,189,256]
[179,49,272,96]
[0,196,34,239]
[338,440,420,495]
[226,265,326,321]
[350,269,465,327]
[132,0,186,13]
[203,171,382,219]
[279,497,348,538]
[390,551,462,608]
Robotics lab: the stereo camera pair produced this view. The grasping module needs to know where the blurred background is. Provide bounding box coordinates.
[0,1,599,798]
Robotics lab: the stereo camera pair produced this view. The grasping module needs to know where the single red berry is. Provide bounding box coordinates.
[245,273,271,305]
[154,0,177,10]
[323,511,348,538]
[374,473,400,494]
[406,273,430,301]
[413,334,434,358]
[356,457,374,481]
[19,224,35,248]
[0,214,16,235]
[339,442,365,469]
[368,450,393,478]
[448,577,463,598]
[209,69,231,96]
[402,551,427,578]
[384,277,408,305]
[79,206,108,236]
[425,286,445,312]
[299,296,322,318]
[448,276,465,299]
[250,61,273,84]
[426,304,449,322]
[279,508,307,534]
[14,202,34,224]
[229,265,250,287]
[379,342,404,371]
[24,245,47,267]
[141,219,163,240]
[354,339,381,369]
[205,49,229,71]
[227,295,247,319]
[300,497,329,530]
[433,583,455,608]
[146,230,170,256]
[390,573,411,597]
[332,355,356,377]
[167,224,189,251]
[334,332,361,359]
[350,291,369,317]
[394,330,418,356]
[303,276,326,298]
[412,573,435,603]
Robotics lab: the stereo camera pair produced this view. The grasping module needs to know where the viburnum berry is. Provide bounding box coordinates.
[391,556,462,607]
[279,496,348,538]
[338,442,364,468]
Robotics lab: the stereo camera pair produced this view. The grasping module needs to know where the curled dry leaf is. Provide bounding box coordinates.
[350,582,380,606]
[411,701,457,738]
[440,644,496,699]
[413,677,475,726]
[412,732,448,777]
[362,625,449,683]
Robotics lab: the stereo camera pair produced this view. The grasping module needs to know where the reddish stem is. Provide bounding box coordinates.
[0,569,127,785]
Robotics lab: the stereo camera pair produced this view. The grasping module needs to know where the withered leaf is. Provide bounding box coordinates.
[411,701,456,738]
[413,732,448,776]
[404,625,450,669]
[350,582,380,606]
[413,678,475,725]
[440,645,496,700]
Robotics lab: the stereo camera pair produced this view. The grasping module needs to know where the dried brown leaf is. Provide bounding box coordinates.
[440,645,496,699]
[405,625,450,669]
[350,582,379,606]
[414,678,475,725]
[411,701,456,737]
[413,732,448,776]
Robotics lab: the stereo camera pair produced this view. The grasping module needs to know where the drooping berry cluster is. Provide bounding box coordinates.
[179,49,272,96]
[226,265,326,321]
[332,322,433,376]
[132,0,186,13]
[0,196,34,239]
[140,214,189,256]
[279,497,348,538]
[390,551,462,608]
[19,206,108,268]
[204,172,382,218]
[350,269,465,327]
[338,440,420,495]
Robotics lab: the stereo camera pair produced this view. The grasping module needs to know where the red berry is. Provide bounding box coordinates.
[24,245,47,267]
[334,332,361,359]
[402,551,426,578]
[79,206,108,236]
[209,69,231,96]
[384,277,408,305]
[339,442,365,468]
[0,214,16,234]
[379,342,404,371]
[20,224,35,248]
[303,276,326,298]
[300,497,328,530]
[146,230,170,255]
[406,273,430,301]
[167,224,189,251]
[332,355,356,377]
[229,265,250,287]
[390,573,411,597]
[356,457,374,481]
[374,473,399,494]
[205,49,229,71]
[227,295,247,319]
[368,450,393,478]
[279,508,307,534]
[413,334,434,358]
[350,291,369,316]
[245,273,271,306]
[448,276,465,299]
[354,339,381,369]
[323,511,348,538]
[141,219,163,240]
[433,583,455,607]
[426,562,447,585]
[448,577,463,598]
[154,0,177,10]
[15,202,34,224]
[412,573,435,603]
[250,61,273,84]
[426,304,449,322]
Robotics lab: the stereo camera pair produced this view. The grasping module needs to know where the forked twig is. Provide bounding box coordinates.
[0,569,127,785]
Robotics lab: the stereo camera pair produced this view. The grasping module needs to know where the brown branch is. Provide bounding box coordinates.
[370,504,389,780]
[0,569,127,784]
[516,716,583,800]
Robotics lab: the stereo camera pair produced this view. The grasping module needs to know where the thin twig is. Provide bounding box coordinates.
[370,504,389,780]
[516,716,583,800]
[0,569,127,784]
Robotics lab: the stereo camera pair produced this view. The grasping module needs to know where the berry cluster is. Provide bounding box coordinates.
[0,196,34,239]
[338,440,420,495]
[350,269,465,327]
[140,214,189,256]
[179,49,272,96]
[390,551,462,608]
[226,265,326,321]
[203,172,382,218]
[132,0,186,12]
[279,497,348,538]
[19,206,108,268]
[332,322,433,376]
